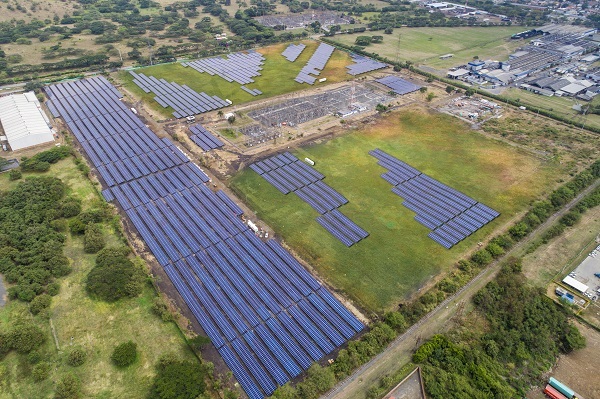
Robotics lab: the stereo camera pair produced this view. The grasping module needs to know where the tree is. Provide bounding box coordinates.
[111,341,138,367]
[465,88,476,97]
[471,249,492,266]
[148,357,207,399]
[375,103,388,113]
[32,361,51,381]
[419,87,427,93]
[29,294,51,315]
[426,92,436,102]
[86,247,145,302]
[227,115,236,124]
[355,35,372,46]
[9,324,47,354]
[383,311,406,332]
[188,335,211,351]
[54,374,82,399]
[445,85,454,94]
[83,223,105,253]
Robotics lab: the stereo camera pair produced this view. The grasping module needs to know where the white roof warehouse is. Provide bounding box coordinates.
[0,92,54,151]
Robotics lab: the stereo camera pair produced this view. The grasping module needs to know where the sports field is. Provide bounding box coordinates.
[118,41,353,117]
[332,26,526,70]
[230,108,564,312]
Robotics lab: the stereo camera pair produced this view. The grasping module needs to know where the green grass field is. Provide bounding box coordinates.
[331,26,526,70]
[501,88,600,130]
[0,159,197,399]
[230,109,564,312]
[117,40,353,117]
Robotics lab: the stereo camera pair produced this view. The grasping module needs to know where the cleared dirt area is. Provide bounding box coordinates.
[527,322,600,399]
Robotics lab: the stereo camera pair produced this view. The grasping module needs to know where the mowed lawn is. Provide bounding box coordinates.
[0,159,196,399]
[117,40,353,117]
[332,26,526,69]
[230,109,563,312]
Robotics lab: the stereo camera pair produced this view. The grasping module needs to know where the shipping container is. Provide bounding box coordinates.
[549,377,575,399]
[544,384,568,399]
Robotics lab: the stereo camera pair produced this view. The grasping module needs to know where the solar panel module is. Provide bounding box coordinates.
[346,54,387,76]
[370,148,499,248]
[294,43,335,84]
[46,77,365,399]
[375,76,422,95]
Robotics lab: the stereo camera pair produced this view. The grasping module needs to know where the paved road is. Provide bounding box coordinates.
[322,179,600,399]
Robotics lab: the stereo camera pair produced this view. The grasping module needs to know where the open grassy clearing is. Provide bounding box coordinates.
[230,108,564,312]
[117,40,353,118]
[501,88,600,131]
[331,26,526,70]
[0,159,196,399]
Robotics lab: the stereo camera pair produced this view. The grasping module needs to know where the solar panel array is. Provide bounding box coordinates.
[282,43,306,62]
[294,43,335,85]
[375,76,422,95]
[241,85,263,96]
[182,50,265,85]
[129,71,228,118]
[250,153,368,247]
[189,124,224,151]
[370,149,499,249]
[346,54,387,76]
[47,76,364,399]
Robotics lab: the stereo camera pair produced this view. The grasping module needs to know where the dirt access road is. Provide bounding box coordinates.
[322,179,600,399]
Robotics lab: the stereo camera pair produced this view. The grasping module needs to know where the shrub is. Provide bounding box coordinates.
[47,282,60,296]
[29,294,52,315]
[188,335,211,351]
[471,249,493,266]
[32,361,51,382]
[67,348,87,367]
[383,311,407,332]
[8,169,21,180]
[68,218,86,235]
[54,374,82,399]
[60,198,82,218]
[83,223,105,253]
[111,341,137,367]
[152,298,174,322]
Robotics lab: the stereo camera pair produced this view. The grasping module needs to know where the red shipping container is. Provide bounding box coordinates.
[544,384,568,399]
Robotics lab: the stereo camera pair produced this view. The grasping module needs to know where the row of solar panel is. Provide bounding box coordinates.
[250,151,302,173]
[375,76,422,95]
[50,77,365,398]
[316,210,369,247]
[241,85,263,96]
[294,182,348,214]
[45,75,122,100]
[282,43,306,62]
[189,124,224,151]
[372,149,499,248]
[346,54,387,76]
[46,85,127,124]
[182,51,265,85]
[295,43,335,84]
[130,72,228,118]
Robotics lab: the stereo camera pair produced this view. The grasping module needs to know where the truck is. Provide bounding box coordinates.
[549,377,575,399]
[544,384,568,399]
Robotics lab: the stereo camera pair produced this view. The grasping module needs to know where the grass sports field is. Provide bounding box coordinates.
[0,159,196,399]
[230,108,564,312]
[331,26,526,70]
[118,41,353,117]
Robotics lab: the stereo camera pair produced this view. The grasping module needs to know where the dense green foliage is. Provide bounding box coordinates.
[67,348,87,367]
[20,146,71,172]
[83,223,105,253]
[414,260,585,398]
[0,177,74,302]
[0,323,47,358]
[148,356,208,399]
[111,341,138,367]
[86,247,145,302]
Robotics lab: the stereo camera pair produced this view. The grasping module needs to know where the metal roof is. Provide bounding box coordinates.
[0,92,53,151]
[562,276,588,293]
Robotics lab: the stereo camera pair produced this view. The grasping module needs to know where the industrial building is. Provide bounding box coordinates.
[0,92,54,151]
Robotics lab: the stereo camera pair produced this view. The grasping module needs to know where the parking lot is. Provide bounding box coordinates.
[570,243,600,299]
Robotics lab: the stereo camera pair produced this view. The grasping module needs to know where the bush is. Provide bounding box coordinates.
[111,341,137,367]
[29,294,52,315]
[8,169,21,180]
[60,198,82,218]
[86,247,144,302]
[383,311,407,332]
[32,361,51,382]
[84,224,105,253]
[188,335,211,351]
[152,298,174,322]
[47,282,60,296]
[67,348,87,367]
[471,249,493,266]
[148,356,207,399]
[54,374,82,399]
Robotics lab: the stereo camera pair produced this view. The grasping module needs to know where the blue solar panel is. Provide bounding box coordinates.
[47,77,366,399]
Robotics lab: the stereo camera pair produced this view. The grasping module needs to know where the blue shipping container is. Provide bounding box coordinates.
[549,377,575,399]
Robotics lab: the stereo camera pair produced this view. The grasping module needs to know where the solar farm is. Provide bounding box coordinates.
[282,43,306,62]
[45,76,366,399]
[295,43,336,84]
[376,76,422,95]
[346,54,388,76]
[250,153,368,247]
